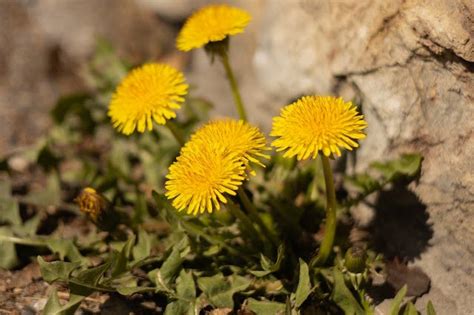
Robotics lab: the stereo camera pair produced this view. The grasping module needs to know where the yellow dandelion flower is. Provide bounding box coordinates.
[165,119,269,215]
[176,4,251,52]
[108,63,188,135]
[271,96,368,160]
[74,187,108,222]
[165,145,246,215]
[186,119,270,173]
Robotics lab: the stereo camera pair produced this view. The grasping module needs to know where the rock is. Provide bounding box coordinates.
[248,0,474,313]
[136,0,206,21]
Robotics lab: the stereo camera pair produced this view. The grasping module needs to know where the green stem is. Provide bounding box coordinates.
[220,51,248,121]
[0,235,46,247]
[238,188,279,248]
[310,155,337,267]
[166,120,185,146]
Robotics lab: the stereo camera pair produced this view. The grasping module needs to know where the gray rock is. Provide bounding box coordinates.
[248,0,474,313]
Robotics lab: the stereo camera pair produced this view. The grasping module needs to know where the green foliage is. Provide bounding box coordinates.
[251,245,285,277]
[427,301,437,315]
[0,227,19,269]
[0,40,435,315]
[344,153,423,207]
[246,298,286,315]
[197,273,251,308]
[390,285,408,315]
[164,270,197,315]
[43,288,85,315]
[331,269,365,315]
[294,259,311,308]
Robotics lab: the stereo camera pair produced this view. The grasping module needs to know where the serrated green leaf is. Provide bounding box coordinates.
[345,173,380,193]
[133,227,152,262]
[156,237,189,292]
[0,179,11,197]
[390,285,407,315]
[246,298,286,315]
[165,301,195,315]
[38,256,81,283]
[13,214,42,236]
[294,259,311,308]
[164,270,197,315]
[116,286,155,295]
[43,288,62,314]
[426,301,436,315]
[0,197,21,226]
[0,227,19,269]
[110,235,136,277]
[403,302,418,315]
[23,175,61,207]
[197,273,251,309]
[252,245,285,277]
[68,263,112,296]
[332,269,365,315]
[371,154,422,181]
[75,262,110,286]
[46,239,86,263]
[176,270,196,300]
[43,287,85,315]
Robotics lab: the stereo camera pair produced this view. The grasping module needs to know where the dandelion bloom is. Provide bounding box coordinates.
[187,119,270,173]
[166,119,269,215]
[75,187,108,222]
[271,96,367,160]
[165,145,245,215]
[108,63,188,135]
[176,4,251,52]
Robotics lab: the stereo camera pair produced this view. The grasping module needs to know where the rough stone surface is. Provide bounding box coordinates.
[247,0,473,313]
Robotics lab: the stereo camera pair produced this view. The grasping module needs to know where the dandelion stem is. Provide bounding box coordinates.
[220,51,248,121]
[310,155,337,267]
[238,188,279,248]
[166,120,185,146]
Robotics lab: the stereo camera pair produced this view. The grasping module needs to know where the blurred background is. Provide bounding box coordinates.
[0,0,473,313]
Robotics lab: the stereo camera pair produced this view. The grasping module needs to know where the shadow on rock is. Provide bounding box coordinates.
[370,184,433,261]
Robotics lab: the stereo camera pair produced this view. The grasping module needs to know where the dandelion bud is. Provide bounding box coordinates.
[75,187,118,231]
[344,246,367,273]
[75,188,107,222]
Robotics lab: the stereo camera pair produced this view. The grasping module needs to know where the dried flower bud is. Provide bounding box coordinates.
[75,187,108,223]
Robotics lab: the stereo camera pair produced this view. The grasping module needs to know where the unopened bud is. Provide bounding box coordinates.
[344,246,367,273]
